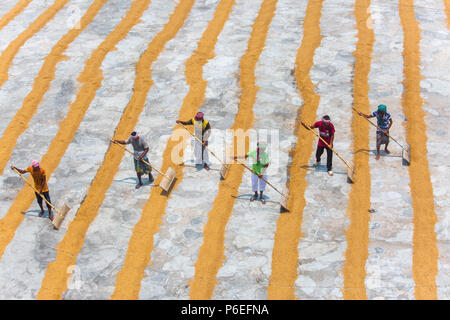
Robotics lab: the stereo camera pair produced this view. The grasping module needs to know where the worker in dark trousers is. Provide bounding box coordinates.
[309,115,335,176]
[11,160,53,220]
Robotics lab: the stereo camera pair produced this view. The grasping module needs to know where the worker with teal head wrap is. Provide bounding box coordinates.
[358,104,393,160]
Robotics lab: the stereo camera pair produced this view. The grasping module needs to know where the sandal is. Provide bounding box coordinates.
[250,195,257,202]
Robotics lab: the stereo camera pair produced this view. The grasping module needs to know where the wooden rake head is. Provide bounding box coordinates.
[159,167,176,193]
[52,204,71,230]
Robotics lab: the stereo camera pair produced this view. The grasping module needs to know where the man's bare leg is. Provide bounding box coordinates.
[260,191,266,204]
[38,202,44,217]
[384,142,390,154]
[136,173,144,189]
[149,172,154,183]
[47,205,53,221]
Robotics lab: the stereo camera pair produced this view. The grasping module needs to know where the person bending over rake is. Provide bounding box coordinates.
[357,104,393,160]
[113,131,154,189]
[11,160,53,220]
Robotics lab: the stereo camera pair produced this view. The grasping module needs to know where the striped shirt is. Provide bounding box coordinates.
[371,111,391,132]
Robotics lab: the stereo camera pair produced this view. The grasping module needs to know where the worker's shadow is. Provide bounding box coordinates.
[356,148,402,158]
[20,209,50,218]
[300,164,316,172]
[183,162,221,172]
[300,165,346,175]
[114,177,156,186]
[160,177,178,196]
[231,193,278,205]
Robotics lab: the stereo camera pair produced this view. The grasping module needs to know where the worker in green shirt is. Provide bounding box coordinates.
[234,142,269,204]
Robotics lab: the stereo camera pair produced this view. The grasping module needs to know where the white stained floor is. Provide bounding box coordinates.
[293,0,355,300]
[365,0,415,300]
[0,0,448,300]
[213,0,307,300]
[414,0,450,300]
[0,0,96,143]
[65,0,221,300]
[0,0,143,299]
[0,0,51,53]
[139,0,263,300]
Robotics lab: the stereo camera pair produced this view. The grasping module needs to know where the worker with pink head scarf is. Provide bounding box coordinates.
[11,160,53,220]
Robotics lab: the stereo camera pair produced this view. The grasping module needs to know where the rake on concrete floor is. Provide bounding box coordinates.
[301,121,355,184]
[13,168,70,230]
[110,139,176,193]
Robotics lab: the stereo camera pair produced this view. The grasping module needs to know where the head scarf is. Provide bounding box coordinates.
[31,160,40,168]
[377,104,387,113]
[130,131,139,140]
[194,112,204,121]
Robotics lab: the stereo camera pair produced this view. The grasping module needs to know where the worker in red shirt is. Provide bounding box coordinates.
[309,115,335,176]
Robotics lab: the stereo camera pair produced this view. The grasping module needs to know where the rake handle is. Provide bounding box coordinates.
[300,122,354,172]
[12,167,62,216]
[352,107,404,149]
[178,123,228,167]
[236,160,287,199]
[110,139,167,177]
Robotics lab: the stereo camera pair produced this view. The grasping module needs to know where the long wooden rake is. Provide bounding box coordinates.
[352,107,411,165]
[13,168,70,230]
[178,123,230,179]
[301,121,355,183]
[236,160,289,211]
[110,139,176,193]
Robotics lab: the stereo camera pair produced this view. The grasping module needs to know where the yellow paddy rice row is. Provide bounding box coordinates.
[0,0,442,299]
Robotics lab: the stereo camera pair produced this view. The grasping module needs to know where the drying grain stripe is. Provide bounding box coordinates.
[341,0,373,300]
[189,0,278,300]
[112,0,235,300]
[267,0,324,300]
[399,0,438,300]
[444,0,450,29]
[0,0,108,175]
[0,0,72,88]
[0,0,33,32]
[37,0,196,301]
[0,0,150,268]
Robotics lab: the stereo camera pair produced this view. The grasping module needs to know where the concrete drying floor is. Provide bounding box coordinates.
[0,0,448,300]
